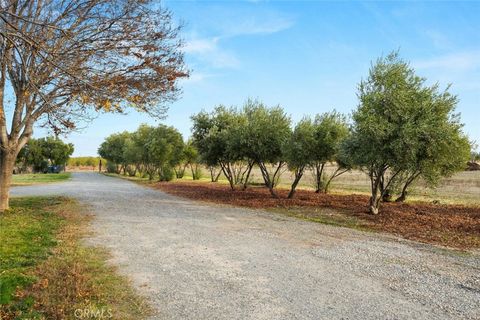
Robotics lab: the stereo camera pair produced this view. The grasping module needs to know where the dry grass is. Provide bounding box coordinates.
[0,197,151,320]
[107,164,480,206]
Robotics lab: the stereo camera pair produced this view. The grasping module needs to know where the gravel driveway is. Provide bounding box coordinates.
[11,172,480,319]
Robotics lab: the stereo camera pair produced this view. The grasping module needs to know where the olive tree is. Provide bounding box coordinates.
[285,118,316,198]
[132,125,157,180]
[191,106,251,190]
[98,132,130,174]
[311,112,350,194]
[184,141,202,180]
[344,52,470,214]
[123,136,143,176]
[242,100,291,198]
[147,125,184,181]
[285,112,350,198]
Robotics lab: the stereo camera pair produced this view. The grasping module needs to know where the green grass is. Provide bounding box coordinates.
[0,197,151,319]
[12,173,71,186]
[0,197,63,305]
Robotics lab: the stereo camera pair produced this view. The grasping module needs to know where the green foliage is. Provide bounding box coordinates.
[312,112,350,165]
[192,99,291,194]
[106,161,118,173]
[183,141,202,180]
[284,112,350,197]
[285,118,316,170]
[98,124,185,181]
[242,99,291,164]
[343,51,470,212]
[242,99,291,196]
[98,131,130,166]
[191,106,252,188]
[17,137,74,173]
[158,165,175,182]
[191,105,243,167]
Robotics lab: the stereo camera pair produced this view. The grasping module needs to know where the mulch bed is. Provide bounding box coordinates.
[153,181,480,250]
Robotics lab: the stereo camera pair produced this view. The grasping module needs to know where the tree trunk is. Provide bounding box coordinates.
[220,162,235,190]
[241,162,254,190]
[209,167,221,182]
[395,191,406,203]
[267,183,278,198]
[314,163,325,193]
[288,168,304,199]
[368,170,382,215]
[395,172,419,202]
[212,170,221,182]
[258,162,279,198]
[0,151,16,211]
[369,195,380,215]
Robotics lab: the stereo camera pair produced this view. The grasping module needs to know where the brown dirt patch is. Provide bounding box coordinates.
[153,181,480,250]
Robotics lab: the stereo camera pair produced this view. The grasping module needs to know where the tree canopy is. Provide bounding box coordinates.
[17,137,74,173]
[0,0,188,210]
[343,52,470,214]
[99,124,185,181]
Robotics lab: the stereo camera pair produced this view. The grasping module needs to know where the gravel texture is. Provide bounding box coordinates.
[11,172,480,319]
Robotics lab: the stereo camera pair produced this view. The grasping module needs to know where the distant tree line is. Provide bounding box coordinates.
[16,137,74,173]
[100,52,471,214]
[98,124,201,182]
[68,157,106,168]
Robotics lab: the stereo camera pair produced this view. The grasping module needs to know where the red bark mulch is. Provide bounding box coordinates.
[153,181,480,250]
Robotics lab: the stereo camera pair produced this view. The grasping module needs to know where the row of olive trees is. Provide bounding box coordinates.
[192,52,471,214]
[191,101,351,199]
[98,124,200,181]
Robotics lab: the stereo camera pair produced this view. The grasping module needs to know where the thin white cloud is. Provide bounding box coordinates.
[413,50,480,93]
[184,37,219,54]
[414,51,480,71]
[183,7,295,73]
[184,36,240,69]
[423,30,452,49]
[224,15,294,37]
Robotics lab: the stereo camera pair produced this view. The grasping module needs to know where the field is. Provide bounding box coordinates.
[252,166,480,206]
[148,165,480,206]
[0,197,150,319]
[11,173,71,186]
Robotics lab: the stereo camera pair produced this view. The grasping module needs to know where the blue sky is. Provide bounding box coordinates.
[37,0,480,156]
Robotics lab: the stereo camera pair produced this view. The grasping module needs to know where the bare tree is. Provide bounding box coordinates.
[0,0,188,210]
